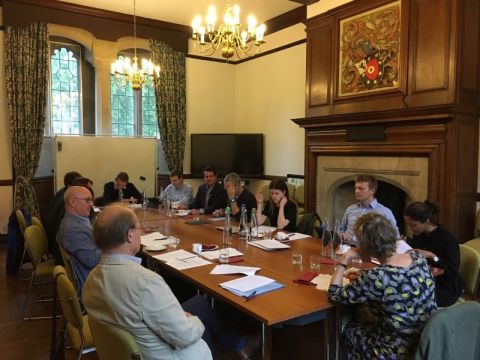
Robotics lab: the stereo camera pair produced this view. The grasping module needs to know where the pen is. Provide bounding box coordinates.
[176,255,198,262]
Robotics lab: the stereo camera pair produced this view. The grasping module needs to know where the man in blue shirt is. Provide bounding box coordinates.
[341,174,399,244]
[163,169,193,206]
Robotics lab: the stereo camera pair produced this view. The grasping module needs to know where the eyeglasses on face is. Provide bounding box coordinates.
[73,197,94,204]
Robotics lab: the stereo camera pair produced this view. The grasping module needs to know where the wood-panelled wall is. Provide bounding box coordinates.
[295,0,480,241]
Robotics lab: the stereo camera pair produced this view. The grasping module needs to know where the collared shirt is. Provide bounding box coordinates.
[341,198,400,244]
[103,253,142,265]
[163,182,193,205]
[70,213,92,227]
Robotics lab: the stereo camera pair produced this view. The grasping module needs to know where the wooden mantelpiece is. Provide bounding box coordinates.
[293,105,479,242]
[296,0,480,241]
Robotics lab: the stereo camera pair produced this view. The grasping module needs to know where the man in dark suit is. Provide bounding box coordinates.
[189,166,227,215]
[57,186,101,295]
[102,171,142,204]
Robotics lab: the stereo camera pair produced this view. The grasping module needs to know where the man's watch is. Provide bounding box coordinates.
[230,198,236,204]
[433,256,439,263]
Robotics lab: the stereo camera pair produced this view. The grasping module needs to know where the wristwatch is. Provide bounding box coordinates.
[230,198,236,204]
[433,256,439,263]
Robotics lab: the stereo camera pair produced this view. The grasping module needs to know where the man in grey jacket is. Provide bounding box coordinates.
[57,186,101,294]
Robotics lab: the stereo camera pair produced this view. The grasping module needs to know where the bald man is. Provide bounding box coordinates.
[57,186,101,294]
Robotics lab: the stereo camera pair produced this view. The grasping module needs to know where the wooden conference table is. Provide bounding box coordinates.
[135,208,342,360]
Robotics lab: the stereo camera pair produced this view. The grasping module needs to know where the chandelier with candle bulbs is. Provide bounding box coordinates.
[191,2,266,60]
[111,0,160,90]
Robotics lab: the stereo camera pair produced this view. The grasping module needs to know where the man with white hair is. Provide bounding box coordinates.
[57,186,101,294]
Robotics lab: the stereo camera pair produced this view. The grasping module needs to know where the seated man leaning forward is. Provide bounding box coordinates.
[188,166,227,215]
[83,205,256,360]
[212,172,257,221]
[57,186,101,294]
[341,174,399,245]
[163,169,193,207]
[103,171,142,204]
[328,213,437,359]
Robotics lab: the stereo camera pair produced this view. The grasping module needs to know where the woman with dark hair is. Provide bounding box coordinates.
[404,201,461,307]
[328,213,437,359]
[255,180,297,232]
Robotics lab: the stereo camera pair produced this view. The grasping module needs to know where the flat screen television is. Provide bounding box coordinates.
[191,133,264,177]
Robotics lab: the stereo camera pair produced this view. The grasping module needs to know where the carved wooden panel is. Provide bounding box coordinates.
[410,0,451,92]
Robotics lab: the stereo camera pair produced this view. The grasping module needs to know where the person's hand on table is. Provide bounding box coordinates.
[212,209,225,217]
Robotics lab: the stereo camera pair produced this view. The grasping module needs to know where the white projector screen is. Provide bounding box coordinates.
[54,136,157,199]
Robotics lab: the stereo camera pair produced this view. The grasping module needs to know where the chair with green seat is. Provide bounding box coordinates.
[458,244,480,301]
[55,266,95,359]
[59,245,80,296]
[464,238,480,254]
[16,209,32,275]
[23,224,56,320]
[88,316,142,360]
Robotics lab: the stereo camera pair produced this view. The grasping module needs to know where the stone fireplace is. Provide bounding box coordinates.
[293,106,478,242]
[317,155,428,234]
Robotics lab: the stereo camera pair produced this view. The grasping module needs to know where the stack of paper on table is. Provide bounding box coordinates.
[312,274,350,291]
[285,233,311,241]
[200,248,243,260]
[219,275,284,298]
[210,265,260,276]
[140,232,175,247]
[249,239,290,251]
[153,249,211,270]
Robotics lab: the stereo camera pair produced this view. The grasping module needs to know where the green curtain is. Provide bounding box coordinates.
[5,22,49,216]
[150,39,186,172]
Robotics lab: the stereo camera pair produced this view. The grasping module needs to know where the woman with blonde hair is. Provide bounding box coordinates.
[328,213,437,359]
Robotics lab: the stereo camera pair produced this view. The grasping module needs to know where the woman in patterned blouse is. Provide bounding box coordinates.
[328,213,437,359]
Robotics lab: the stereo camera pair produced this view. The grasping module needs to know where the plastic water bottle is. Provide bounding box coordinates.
[239,204,249,241]
[223,207,232,246]
[142,190,148,208]
[249,208,257,242]
[118,188,124,202]
[322,217,331,257]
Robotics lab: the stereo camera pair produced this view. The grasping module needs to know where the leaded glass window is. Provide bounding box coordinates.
[50,43,81,134]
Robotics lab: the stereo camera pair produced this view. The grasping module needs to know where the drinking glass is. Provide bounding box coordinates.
[292,252,303,265]
[219,247,229,264]
[168,236,180,249]
[310,255,321,270]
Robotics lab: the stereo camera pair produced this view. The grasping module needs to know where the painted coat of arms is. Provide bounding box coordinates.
[338,1,400,96]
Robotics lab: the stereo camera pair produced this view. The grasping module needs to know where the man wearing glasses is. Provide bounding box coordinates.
[57,186,101,295]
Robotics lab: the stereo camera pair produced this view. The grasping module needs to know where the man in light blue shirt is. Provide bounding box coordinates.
[341,174,399,244]
[163,169,193,206]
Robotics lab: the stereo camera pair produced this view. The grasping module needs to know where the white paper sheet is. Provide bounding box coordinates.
[209,217,225,222]
[284,233,310,241]
[312,274,350,291]
[396,239,413,254]
[200,248,244,260]
[220,275,275,293]
[249,239,290,251]
[153,249,211,270]
[210,264,260,276]
[141,232,168,246]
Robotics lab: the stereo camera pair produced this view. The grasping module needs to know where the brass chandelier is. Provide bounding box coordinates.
[111,0,160,90]
[191,2,266,60]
